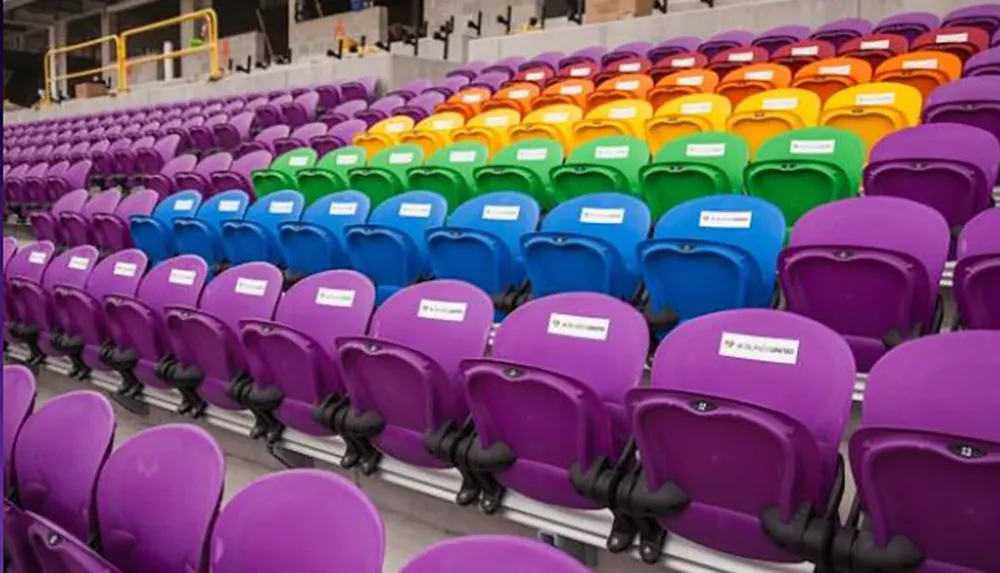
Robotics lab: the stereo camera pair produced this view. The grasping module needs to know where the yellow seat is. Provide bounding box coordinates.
[398,111,466,157]
[726,88,821,157]
[573,99,654,147]
[646,94,731,153]
[508,104,584,152]
[451,108,522,156]
[353,115,416,158]
[819,82,922,157]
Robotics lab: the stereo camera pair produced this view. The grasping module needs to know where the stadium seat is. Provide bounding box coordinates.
[699,30,755,59]
[280,191,371,280]
[745,126,866,230]
[549,135,649,201]
[5,391,115,573]
[91,189,159,253]
[481,82,540,115]
[173,190,251,269]
[626,308,854,562]
[943,3,1000,36]
[753,25,812,55]
[312,119,367,157]
[236,124,289,156]
[399,111,466,156]
[347,143,425,208]
[532,79,593,110]
[913,26,990,63]
[173,152,233,197]
[296,145,368,204]
[60,189,121,247]
[401,536,591,573]
[843,331,1000,573]
[142,154,199,199]
[791,57,872,104]
[407,141,490,208]
[872,11,938,43]
[726,88,822,157]
[2,365,35,493]
[473,138,565,210]
[354,115,416,157]
[354,96,408,128]
[29,188,87,247]
[708,46,770,80]
[779,196,949,372]
[648,52,711,83]
[251,147,317,199]
[521,192,650,299]
[640,132,750,221]
[964,45,1000,75]
[648,36,702,64]
[435,86,493,120]
[274,122,328,156]
[426,192,541,310]
[25,425,224,573]
[210,149,272,199]
[222,190,305,266]
[771,40,837,74]
[715,63,794,106]
[819,82,923,156]
[344,190,449,304]
[874,51,964,99]
[648,69,721,110]
[838,34,909,69]
[509,104,584,152]
[587,73,654,109]
[4,242,55,347]
[450,108,521,157]
[574,99,653,144]
[954,209,1000,330]
[209,470,385,573]
[646,93,732,153]
[923,77,1000,150]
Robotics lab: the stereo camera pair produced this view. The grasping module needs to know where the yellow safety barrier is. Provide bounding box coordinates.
[118,8,222,93]
[44,34,121,104]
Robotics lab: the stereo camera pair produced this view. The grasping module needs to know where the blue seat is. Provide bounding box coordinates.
[130,190,202,265]
[344,190,448,304]
[639,194,784,334]
[521,192,651,300]
[173,190,250,269]
[221,190,305,266]
[427,191,540,308]
[279,190,372,279]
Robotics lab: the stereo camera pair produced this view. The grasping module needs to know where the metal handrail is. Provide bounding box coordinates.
[43,34,121,104]
[117,7,221,93]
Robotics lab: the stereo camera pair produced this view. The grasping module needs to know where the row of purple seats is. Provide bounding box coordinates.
[235,120,366,158]
[1,368,587,573]
[28,189,158,253]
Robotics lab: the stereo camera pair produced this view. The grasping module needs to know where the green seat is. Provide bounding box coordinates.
[296,146,368,205]
[640,132,750,222]
[251,148,318,199]
[473,138,564,210]
[347,143,425,208]
[744,126,865,231]
[549,135,649,203]
[407,141,489,210]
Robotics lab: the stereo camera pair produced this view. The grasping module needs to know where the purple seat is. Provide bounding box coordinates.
[810,17,873,48]
[354,95,408,127]
[394,92,447,122]
[965,45,1000,76]
[27,161,69,206]
[994,28,1000,47]
[447,60,488,81]
[173,151,233,195]
[2,364,35,495]
[144,154,198,199]
[319,99,368,126]
[91,189,159,252]
[210,149,272,197]
[315,83,342,112]
[163,262,283,415]
[865,123,1000,253]
[847,331,1000,573]
[336,280,493,480]
[943,3,1000,37]
[627,308,854,562]
[483,56,528,79]
[387,78,435,100]
[647,36,701,64]
[29,188,88,246]
[872,11,940,44]
[469,71,509,93]
[698,30,754,58]
[281,90,320,128]
[60,190,121,247]
[519,51,565,73]
[5,391,115,573]
[922,77,1000,179]
[51,142,72,162]
[134,134,182,176]
[340,76,381,103]
[602,42,652,67]
[462,292,647,510]
[312,119,367,157]
[254,93,293,129]
[213,111,255,151]
[188,113,228,152]
[45,159,92,206]
[209,470,384,573]
[3,163,29,208]
[236,124,290,157]
[401,536,590,573]
[15,162,49,209]
[559,47,607,69]
[954,209,1000,329]
[752,25,811,54]
[25,424,224,573]
[274,122,328,157]
[112,135,154,177]
[779,196,950,372]
[239,270,375,437]
[4,241,55,345]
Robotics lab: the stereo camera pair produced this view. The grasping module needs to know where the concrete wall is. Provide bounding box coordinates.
[289,6,389,60]
[418,0,545,63]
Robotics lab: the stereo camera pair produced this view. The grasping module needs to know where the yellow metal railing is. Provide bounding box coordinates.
[44,34,121,103]
[118,8,222,93]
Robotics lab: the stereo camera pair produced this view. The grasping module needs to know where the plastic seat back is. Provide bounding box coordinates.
[481,82,540,116]
[5,241,55,333]
[550,135,649,201]
[222,190,304,266]
[574,99,653,145]
[450,108,522,157]
[2,365,36,495]
[532,79,593,111]
[348,143,425,208]
[913,26,990,63]
[708,46,770,80]
[354,115,416,158]
[839,33,909,69]
[923,77,1000,152]
[648,51,710,83]
[399,111,466,157]
[819,82,923,157]
[173,190,250,268]
[792,56,872,104]
[727,88,822,157]
[647,93,731,153]
[296,145,368,204]
[872,11,938,43]
[771,40,837,74]
[473,138,565,210]
[280,190,371,277]
[716,63,793,107]
[91,189,159,253]
[251,147,317,198]
[874,51,964,99]
[648,68,721,111]
[407,141,490,208]
[955,209,1000,330]
[401,536,591,573]
[29,188,87,246]
[509,104,583,152]
[587,73,654,109]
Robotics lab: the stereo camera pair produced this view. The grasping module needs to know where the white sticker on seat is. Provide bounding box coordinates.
[328,202,358,216]
[68,256,90,270]
[418,299,468,322]
[676,75,705,86]
[399,203,432,218]
[744,70,775,81]
[461,93,483,103]
[385,122,407,133]
[728,51,755,62]
[686,143,726,157]
[336,154,360,165]
[618,62,642,73]
[28,251,47,264]
[388,152,415,164]
[860,39,890,50]
[516,148,548,161]
[543,111,570,123]
[699,210,753,229]
[168,269,197,286]
[269,201,295,214]
[288,155,310,167]
[482,205,521,221]
[855,92,895,106]
[791,45,819,56]
[595,145,630,159]
[316,287,356,308]
[580,207,625,224]
[235,277,268,296]
[174,199,195,211]
[449,150,478,163]
[113,262,138,277]
[432,119,456,130]
[671,57,696,68]
[719,332,799,365]
[525,71,546,81]
[547,312,610,341]
[680,101,712,114]
[615,80,640,91]
[936,32,968,44]
[762,97,798,110]
[509,89,531,99]
[485,115,511,126]
[560,85,584,95]
[609,107,638,119]
[902,58,939,70]
[790,139,836,154]
[570,67,591,77]
[818,64,852,76]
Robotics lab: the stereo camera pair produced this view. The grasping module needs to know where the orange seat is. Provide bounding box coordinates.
[532,78,594,110]
[707,46,770,80]
[587,74,655,109]
[647,69,720,111]
[874,51,963,100]
[435,86,493,120]
[451,108,521,157]
[792,57,872,104]
[481,82,542,115]
[715,63,792,107]
[649,51,709,82]
[912,26,990,63]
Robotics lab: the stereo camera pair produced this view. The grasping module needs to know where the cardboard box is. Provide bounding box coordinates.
[74,81,108,99]
[585,0,654,24]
